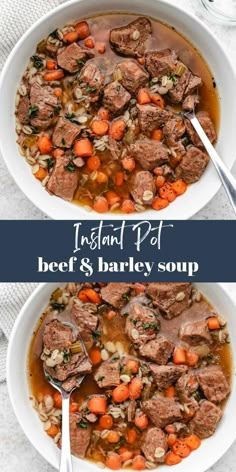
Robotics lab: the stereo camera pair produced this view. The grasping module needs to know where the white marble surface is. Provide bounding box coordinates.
[0,283,236,471]
[0,0,236,219]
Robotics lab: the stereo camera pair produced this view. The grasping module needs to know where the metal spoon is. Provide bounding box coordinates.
[184,111,236,214]
[43,322,88,472]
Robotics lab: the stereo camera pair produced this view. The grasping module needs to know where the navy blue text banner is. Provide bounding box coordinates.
[0,220,235,282]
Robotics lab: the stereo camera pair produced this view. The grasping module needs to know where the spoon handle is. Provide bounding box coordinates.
[60,394,73,472]
[187,113,236,215]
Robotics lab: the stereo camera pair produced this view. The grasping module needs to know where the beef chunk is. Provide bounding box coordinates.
[62,376,78,392]
[47,156,79,201]
[137,103,172,133]
[175,146,209,184]
[72,302,98,347]
[17,97,30,124]
[162,118,186,147]
[145,49,177,78]
[30,82,57,130]
[52,117,80,148]
[185,112,217,148]
[100,283,132,308]
[94,360,120,388]
[78,62,105,102]
[127,400,137,422]
[43,320,75,350]
[47,352,92,382]
[142,397,182,428]
[57,43,92,73]
[168,63,191,104]
[175,372,199,411]
[103,81,131,114]
[114,60,149,94]
[131,171,156,205]
[70,413,91,458]
[150,364,188,390]
[182,94,199,112]
[147,283,192,319]
[141,427,168,464]
[126,303,160,346]
[129,140,169,171]
[179,319,212,345]
[110,17,152,58]
[198,366,230,403]
[184,74,202,97]
[108,137,122,160]
[190,401,222,439]
[139,337,174,364]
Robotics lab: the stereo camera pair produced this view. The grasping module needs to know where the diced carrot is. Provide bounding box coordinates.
[44,70,64,81]
[78,289,89,302]
[165,386,176,398]
[172,440,191,458]
[173,347,186,365]
[134,283,145,294]
[109,119,126,140]
[74,138,93,157]
[126,359,139,374]
[106,310,117,320]
[106,452,122,470]
[137,88,151,105]
[106,190,121,206]
[134,414,148,429]
[137,57,145,65]
[88,396,107,414]
[171,179,187,196]
[133,450,141,457]
[99,414,113,429]
[34,167,47,181]
[133,455,146,470]
[84,288,101,304]
[70,402,79,413]
[112,384,130,403]
[75,21,90,39]
[165,452,182,466]
[183,406,195,421]
[90,348,102,365]
[167,433,177,447]
[52,148,64,158]
[121,199,135,213]
[155,176,166,188]
[87,155,101,171]
[98,107,110,121]
[152,129,163,141]
[186,350,199,367]
[159,183,176,202]
[84,37,95,48]
[118,449,133,462]
[121,157,136,171]
[152,197,169,211]
[127,428,137,444]
[115,171,124,186]
[91,120,109,136]
[54,87,62,97]
[170,155,182,169]
[54,391,62,408]
[107,431,120,443]
[129,378,143,400]
[63,31,79,43]
[96,42,106,54]
[207,317,220,330]
[46,60,56,70]
[96,171,108,183]
[93,196,109,213]
[37,135,53,154]
[151,94,165,109]
[184,434,201,451]
[46,425,59,437]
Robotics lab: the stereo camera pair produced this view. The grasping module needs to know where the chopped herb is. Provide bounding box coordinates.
[30,126,38,134]
[77,420,88,429]
[64,161,76,172]
[112,355,120,361]
[122,292,130,300]
[114,445,120,451]
[65,113,78,124]
[98,376,105,382]
[61,137,66,146]
[92,330,101,340]
[53,104,62,115]
[142,321,159,332]
[132,319,138,325]
[31,55,44,70]
[50,29,59,39]
[85,85,97,93]
[28,105,39,119]
[51,302,65,312]
[63,352,71,361]
[77,59,85,66]
[170,72,178,83]
[78,79,83,85]
[116,85,121,92]
[47,158,55,170]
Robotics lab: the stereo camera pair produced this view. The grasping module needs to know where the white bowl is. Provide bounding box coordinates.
[0,0,236,220]
[7,282,236,472]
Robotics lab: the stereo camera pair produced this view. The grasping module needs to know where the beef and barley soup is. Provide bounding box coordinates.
[16,15,219,213]
[29,283,231,469]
